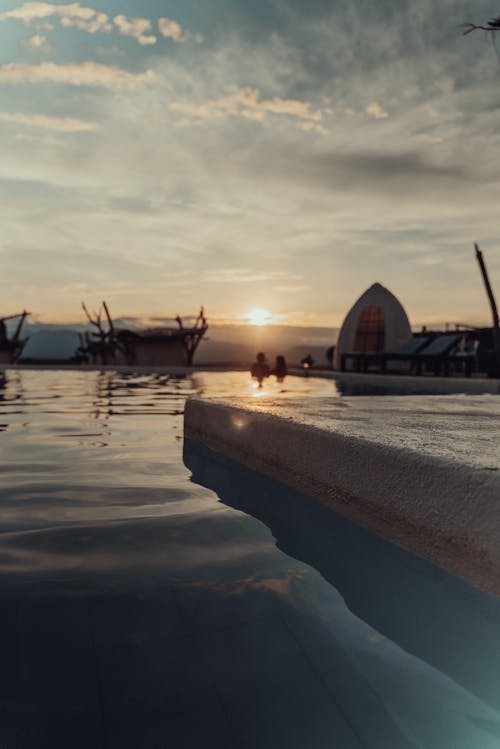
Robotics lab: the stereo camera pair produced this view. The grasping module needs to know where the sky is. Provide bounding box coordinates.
[1,0,500,328]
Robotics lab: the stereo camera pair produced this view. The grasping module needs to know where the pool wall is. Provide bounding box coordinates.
[184,437,500,711]
[184,398,500,597]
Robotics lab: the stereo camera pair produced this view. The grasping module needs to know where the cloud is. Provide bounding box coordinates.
[157,17,182,41]
[232,141,467,199]
[108,195,153,212]
[0,111,100,132]
[273,285,312,293]
[0,3,194,45]
[201,268,274,284]
[14,131,63,146]
[169,87,329,132]
[36,20,54,31]
[0,2,112,32]
[0,2,168,45]
[113,14,156,46]
[21,33,52,51]
[0,61,156,89]
[298,121,328,135]
[157,17,202,43]
[199,268,309,286]
[366,101,389,119]
[60,12,111,34]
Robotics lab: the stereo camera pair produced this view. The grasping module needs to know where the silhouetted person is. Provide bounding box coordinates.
[251,352,270,387]
[271,355,287,382]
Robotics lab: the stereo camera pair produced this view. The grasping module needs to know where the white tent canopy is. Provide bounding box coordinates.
[334,282,411,369]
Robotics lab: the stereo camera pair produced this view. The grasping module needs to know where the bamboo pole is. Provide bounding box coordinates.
[102,301,114,335]
[0,311,30,323]
[12,310,29,341]
[474,243,500,375]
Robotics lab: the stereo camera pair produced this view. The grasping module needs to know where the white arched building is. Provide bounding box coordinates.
[334,282,411,369]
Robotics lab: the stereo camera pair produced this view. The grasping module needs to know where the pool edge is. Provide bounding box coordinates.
[184,397,500,598]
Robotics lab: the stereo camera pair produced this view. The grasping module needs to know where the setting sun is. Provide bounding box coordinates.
[246,308,273,326]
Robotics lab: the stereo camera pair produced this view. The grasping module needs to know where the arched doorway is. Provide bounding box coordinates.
[353,305,385,352]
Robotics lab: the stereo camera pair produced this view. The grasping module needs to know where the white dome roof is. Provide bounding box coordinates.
[334,282,411,368]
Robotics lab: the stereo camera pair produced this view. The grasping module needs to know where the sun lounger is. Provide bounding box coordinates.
[412,333,474,376]
[340,334,476,376]
[340,336,431,373]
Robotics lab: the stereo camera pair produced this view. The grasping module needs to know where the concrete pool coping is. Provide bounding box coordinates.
[288,369,500,395]
[184,397,500,597]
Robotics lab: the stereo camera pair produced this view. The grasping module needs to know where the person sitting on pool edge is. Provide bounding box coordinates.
[251,352,270,387]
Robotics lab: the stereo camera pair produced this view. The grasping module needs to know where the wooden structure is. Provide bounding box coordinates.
[0,310,30,364]
[77,301,120,365]
[77,303,208,367]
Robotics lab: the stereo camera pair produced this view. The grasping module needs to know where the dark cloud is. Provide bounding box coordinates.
[318,149,467,187]
[207,134,470,198]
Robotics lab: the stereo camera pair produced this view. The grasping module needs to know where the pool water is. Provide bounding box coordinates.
[1,369,500,748]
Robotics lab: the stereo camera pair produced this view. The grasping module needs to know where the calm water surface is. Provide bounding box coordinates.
[0,369,338,535]
[1,369,500,749]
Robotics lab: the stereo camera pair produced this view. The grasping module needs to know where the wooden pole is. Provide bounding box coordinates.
[102,301,114,335]
[12,310,29,341]
[0,311,30,323]
[474,243,500,375]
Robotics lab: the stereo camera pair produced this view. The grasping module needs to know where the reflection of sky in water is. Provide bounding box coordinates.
[0,370,340,530]
[0,369,500,748]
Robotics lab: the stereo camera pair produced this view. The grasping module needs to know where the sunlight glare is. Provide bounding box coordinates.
[247,308,272,326]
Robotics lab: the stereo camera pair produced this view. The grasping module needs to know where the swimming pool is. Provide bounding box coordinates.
[1,369,499,748]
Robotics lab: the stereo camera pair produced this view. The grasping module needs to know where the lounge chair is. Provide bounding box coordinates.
[380,336,432,372]
[412,333,464,375]
[340,336,431,373]
[340,333,476,376]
